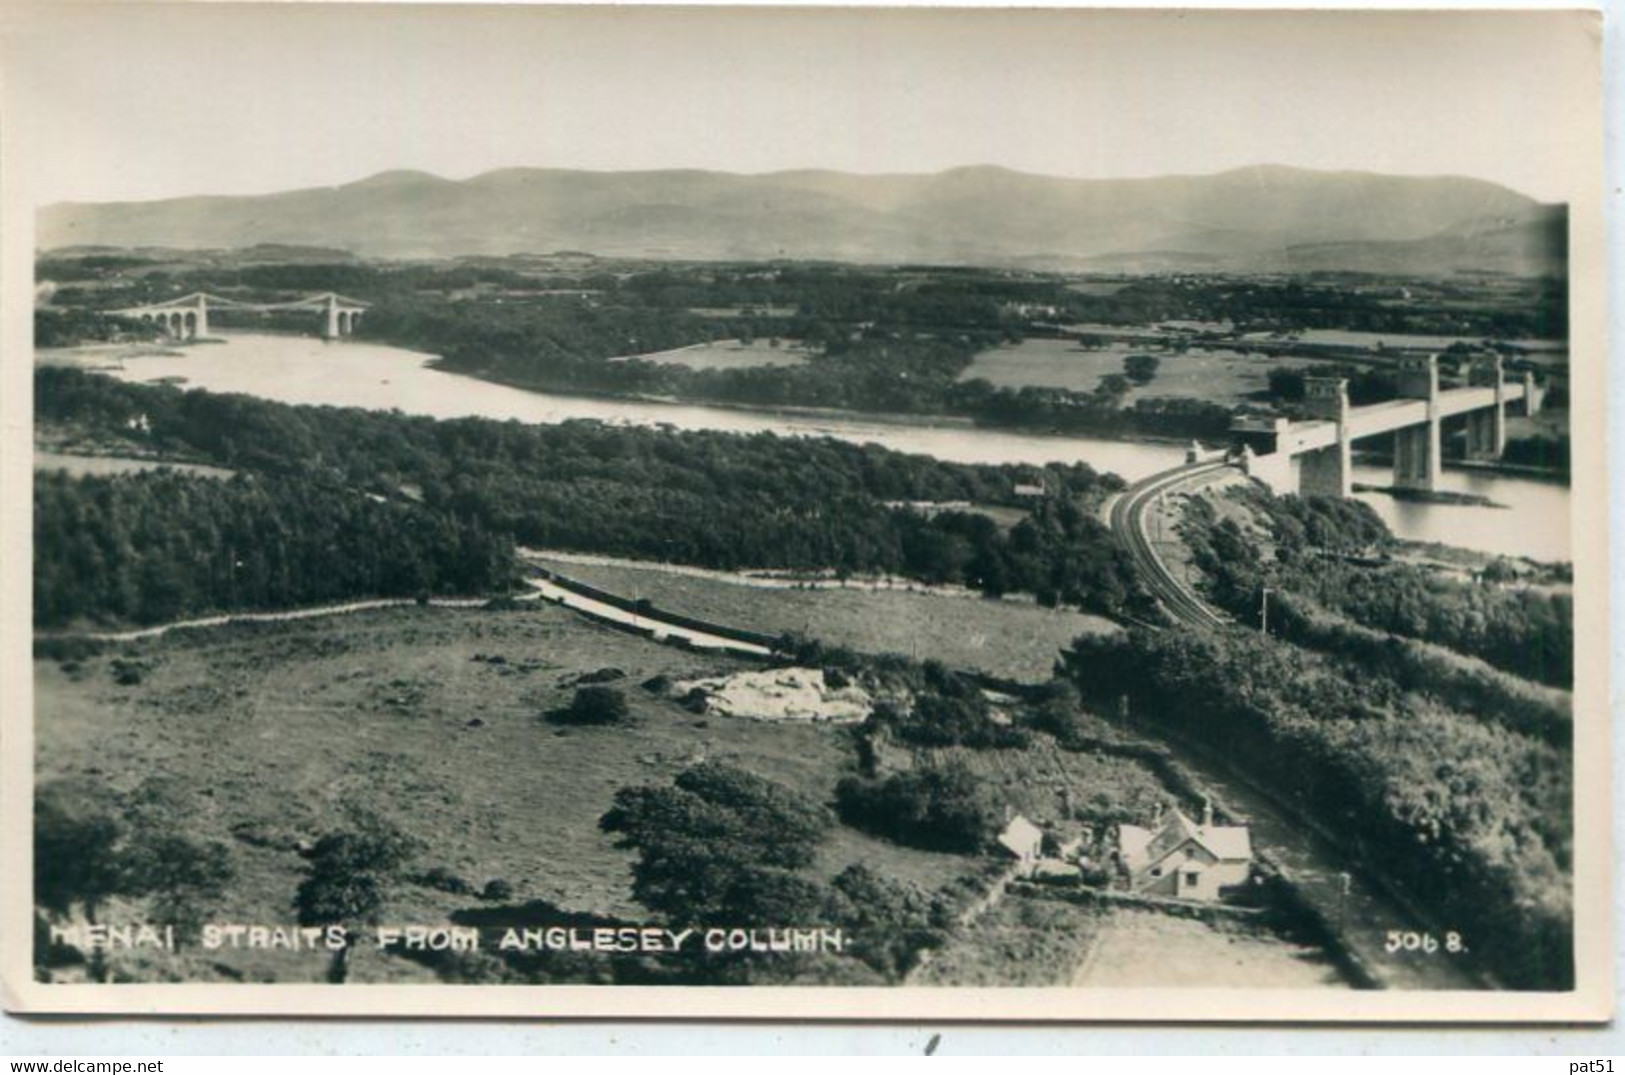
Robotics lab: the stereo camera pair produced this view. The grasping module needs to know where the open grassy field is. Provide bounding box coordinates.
[959,338,1131,392]
[911,894,1104,986]
[34,451,235,480]
[35,604,980,984]
[524,555,1119,683]
[616,338,808,370]
[1133,350,1314,403]
[1071,907,1346,989]
[960,338,1312,405]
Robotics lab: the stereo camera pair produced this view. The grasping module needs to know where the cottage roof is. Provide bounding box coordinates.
[1198,825,1252,861]
[1123,809,1252,868]
[1142,809,1201,864]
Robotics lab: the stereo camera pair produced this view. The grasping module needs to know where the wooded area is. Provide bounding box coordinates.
[36,368,1151,625]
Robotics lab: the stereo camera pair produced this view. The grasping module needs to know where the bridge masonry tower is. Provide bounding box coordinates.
[1393,354,1442,491]
[1299,376,1353,498]
[321,293,364,340]
[1465,354,1508,460]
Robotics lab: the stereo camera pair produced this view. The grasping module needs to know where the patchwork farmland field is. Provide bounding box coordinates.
[961,338,1316,406]
[523,554,1120,683]
[958,338,1135,393]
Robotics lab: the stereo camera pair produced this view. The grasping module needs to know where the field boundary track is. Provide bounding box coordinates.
[522,570,777,658]
[519,547,987,600]
[37,595,494,644]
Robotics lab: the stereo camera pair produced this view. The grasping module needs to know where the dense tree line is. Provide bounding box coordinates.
[835,760,1004,854]
[1060,627,1572,991]
[34,469,514,628]
[42,252,1566,342]
[1180,488,1573,688]
[1275,560,1572,688]
[36,369,1152,622]
[35,308,159,349]
[1254,592,1572,746]
[1066,277,1566,340]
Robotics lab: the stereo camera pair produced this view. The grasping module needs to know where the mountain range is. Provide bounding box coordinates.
[38,164,1565,275]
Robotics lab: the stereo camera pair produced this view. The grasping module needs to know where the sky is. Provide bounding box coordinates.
[2,3,1601,206]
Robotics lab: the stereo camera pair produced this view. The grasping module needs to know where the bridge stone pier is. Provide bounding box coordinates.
[1298,376,1354,497]
[123,294,209,340]
[322,294,365,340]
[1464,355,1507,460]
[1391,355,1442,490]
[1232,350,1538,500]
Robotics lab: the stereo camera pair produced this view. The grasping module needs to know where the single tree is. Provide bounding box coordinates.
[34,782,128,982]
[1123,354,1161,385]
[552,684,631,726]
[1095,373,1133,401]
[294,820,419,983]
[34,785,124,927]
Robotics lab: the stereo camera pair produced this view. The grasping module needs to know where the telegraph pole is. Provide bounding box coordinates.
[1259,586,1274,634]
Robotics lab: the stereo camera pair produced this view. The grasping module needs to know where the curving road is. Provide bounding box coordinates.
[1109,461,1233,630]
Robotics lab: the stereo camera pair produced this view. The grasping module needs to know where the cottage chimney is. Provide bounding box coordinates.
[1201,797,1214,828]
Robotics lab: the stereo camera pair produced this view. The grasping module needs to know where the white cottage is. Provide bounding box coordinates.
[995,814,1045,878]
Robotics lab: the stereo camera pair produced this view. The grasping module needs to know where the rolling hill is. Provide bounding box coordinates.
[38,164,1565,275]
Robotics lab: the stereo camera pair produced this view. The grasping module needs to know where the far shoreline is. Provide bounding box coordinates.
[37,334,1571,488]
[425,356,1200,450]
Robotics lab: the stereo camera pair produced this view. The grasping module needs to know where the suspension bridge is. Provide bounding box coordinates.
[113,291,369,341]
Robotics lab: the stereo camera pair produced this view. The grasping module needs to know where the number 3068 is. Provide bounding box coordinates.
[1384,930,1465,954]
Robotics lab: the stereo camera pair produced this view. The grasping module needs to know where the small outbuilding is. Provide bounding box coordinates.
[1117,804,1252,902]
[995,814,1045,878]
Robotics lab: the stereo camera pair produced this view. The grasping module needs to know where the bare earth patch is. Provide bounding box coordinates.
[675,667,872,723]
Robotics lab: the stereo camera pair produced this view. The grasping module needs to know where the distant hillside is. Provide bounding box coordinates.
[39,164,1565,275]
[1278,208,1566,276]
